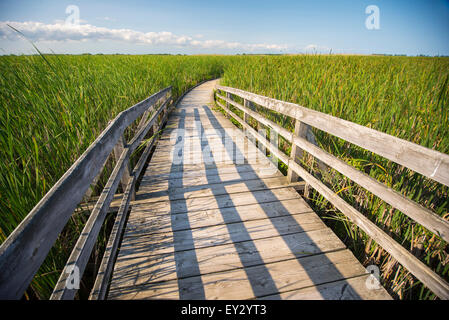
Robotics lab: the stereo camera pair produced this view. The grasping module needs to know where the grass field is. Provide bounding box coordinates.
[0,54,448,299]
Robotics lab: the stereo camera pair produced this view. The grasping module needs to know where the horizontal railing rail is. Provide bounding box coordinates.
[0,86,172,300]
[215,85,449,300]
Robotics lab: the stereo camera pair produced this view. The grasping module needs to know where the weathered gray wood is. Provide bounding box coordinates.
[287,158,449,300]
[261,275,392,300]
[113,134,135,201]
[90,131,157,300]
[142,161,278,180]
[131,186,301,216]
[125,201,315,236]
[291,134,449,242]
[216,98,449,299]
[217,86,449,187]
[287,120,309,197]
[141,169,282,191]
[0,86,171,300]
[127,95,170,152]
[288,120,311,198]
[51,146,131,300]
[52,92,172,300]
[225,92,232,119]
[120,213,328,257]
[136,96,161,132]
[109,228,346,290]
[217,92,326,172]
[138,176,287,203]
[108,249,390,300]
[82,154,110,202]
[89,84,182,300]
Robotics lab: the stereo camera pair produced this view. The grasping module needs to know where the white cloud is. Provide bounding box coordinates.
[304,44,330,52]
[0,21,287,52]
[96,17,116,22]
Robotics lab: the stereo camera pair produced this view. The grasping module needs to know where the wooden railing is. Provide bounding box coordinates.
[215,85,449,300]
[0,86,172,300]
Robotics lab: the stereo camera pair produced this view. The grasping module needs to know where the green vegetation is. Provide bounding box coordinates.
[219,55,449,300]
[1,53,448,299]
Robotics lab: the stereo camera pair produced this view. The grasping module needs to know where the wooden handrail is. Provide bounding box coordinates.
[215,86,449,300]
[0,86,171,300]
[50,96,171,300]
[216,93,449,242]
[89,101,172,300]
[217,86,449,187]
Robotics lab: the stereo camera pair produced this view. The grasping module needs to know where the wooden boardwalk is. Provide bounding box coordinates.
[107,80,391,300]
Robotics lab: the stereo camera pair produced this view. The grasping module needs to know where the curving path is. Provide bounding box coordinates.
[107,80,391,300]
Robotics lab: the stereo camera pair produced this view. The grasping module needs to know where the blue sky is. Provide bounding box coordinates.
[0,0,448,55]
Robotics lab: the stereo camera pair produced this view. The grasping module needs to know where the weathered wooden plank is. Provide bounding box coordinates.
[109,228,346,290]
[52,92,171,299]
[82,154,110,202]
[120,213,328,257]
[260,275,392,300]
[149,153,266,166]
[143,161,277,177]
[152,147,263,160]
[218,93,449,242]
[155,138,262,154]
[125,198,314,235]
[141,162,279,182]
[108,249,383,300]
[0,86,171,300]
[217,86,449,187]
[139,170,283,190]
[131,186,301,215]
[127,95,170,152]
[136,176,288,204]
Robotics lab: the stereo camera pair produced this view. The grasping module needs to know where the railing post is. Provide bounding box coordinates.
[225,92,232,119]
[287,119,310,197]
[242,99,250,161]
[82,155,109,202]
[243,99,249,135]
[113,135,135,201]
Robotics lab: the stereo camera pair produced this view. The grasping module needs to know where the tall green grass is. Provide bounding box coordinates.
[0,54,228,298]
[220,55,449,299]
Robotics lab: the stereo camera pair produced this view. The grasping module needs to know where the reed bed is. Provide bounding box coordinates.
[1,53,448,299]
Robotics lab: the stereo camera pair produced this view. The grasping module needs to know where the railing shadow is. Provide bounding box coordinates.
[169,108,206,299]
[197,104,362,300]
[109,88,365,300]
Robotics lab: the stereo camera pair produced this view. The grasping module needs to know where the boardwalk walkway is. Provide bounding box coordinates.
[107,80,391,300]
